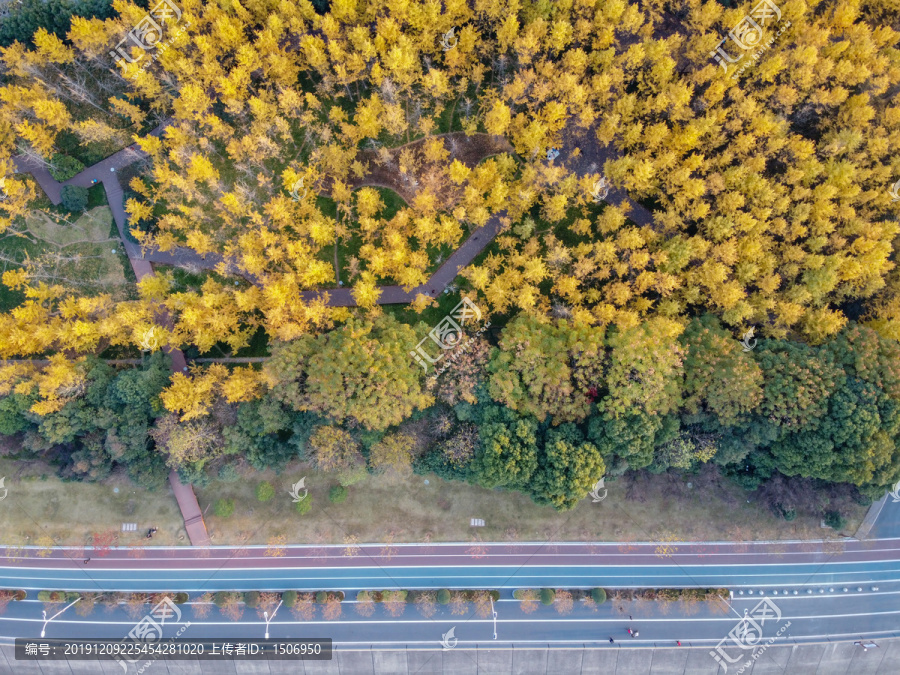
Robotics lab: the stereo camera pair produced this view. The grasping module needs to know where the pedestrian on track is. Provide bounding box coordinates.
[83,558,90,564]
[633,631,639,638]
[677,641,681,646]
[609,637,614,643]
[627,628,633,636]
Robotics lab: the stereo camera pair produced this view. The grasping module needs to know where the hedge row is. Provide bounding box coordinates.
[0,590,26,601]
[511,587,727,604]
[355,589,500,603]
[33,591,189,603]
[513,588,607,604]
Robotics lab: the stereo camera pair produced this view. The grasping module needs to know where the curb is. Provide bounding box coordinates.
[854,494,888,540]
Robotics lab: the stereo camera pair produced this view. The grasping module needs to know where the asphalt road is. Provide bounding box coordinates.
[868,495,900,539]
[0,494,897,649]
[2,584,899,647]
[2,536,900,592]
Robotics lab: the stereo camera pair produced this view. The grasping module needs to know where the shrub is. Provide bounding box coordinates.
[214,499,235,518]
[382,589,408,601]
[853,492,873,507]
[780,507,797,521]
[38,591,63,602]
[295,495,312,514]
[60,185,88,212]
[281,590,297,608]
[173,593,188,604]
[315,591,327,604]
[357,591,372,602]
[49,154,85,181]
[513,589,525,600]
[824,510,846,530]
[328,485,348,504]
[244,591,260,608]
[213,592,228,608]
[256,481,275,502]
[540,588,555,605]
[489,590,500,601]
[437,589,451,605]
[591,588,607,604]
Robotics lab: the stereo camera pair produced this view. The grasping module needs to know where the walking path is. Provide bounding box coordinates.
[14,124,650,306]
[14,125,211,546]
[12,121,656,547]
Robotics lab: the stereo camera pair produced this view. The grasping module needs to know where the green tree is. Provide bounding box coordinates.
[48,154,84,181]
[587,410,662,472]
[531,423,605,511]
[469,406,539,491]
[824,324,900,401]
[824,511,846,530]
[103,352,171,464]
[487,317,605,423]
[0,392,36,436]
[57,434,114,482]
[328,485,348,503]
[753,341,843,443]
[770,377,899,488]
[265,339,315,412]
[60,185,88,212]
[222,396,295,472]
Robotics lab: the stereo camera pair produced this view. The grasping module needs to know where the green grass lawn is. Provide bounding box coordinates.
[26,206,114,246]
[18,204,130,299]
[0,456,187,549]
[0,189,130,310]
[195,459,865,547]
[382,283,472,329]
[0,452,866,549]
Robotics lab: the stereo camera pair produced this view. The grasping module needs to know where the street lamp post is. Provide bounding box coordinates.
[41,597,81,638]
[263,600,283,639]
[718,594,745,622]
[490,597,498,640]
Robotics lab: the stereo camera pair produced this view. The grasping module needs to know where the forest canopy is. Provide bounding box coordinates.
[0,0,898,507]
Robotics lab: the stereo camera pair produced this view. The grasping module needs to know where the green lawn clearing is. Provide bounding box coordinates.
[26,206,116,246]
[0,457,186,550]
[195,460,865,547]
